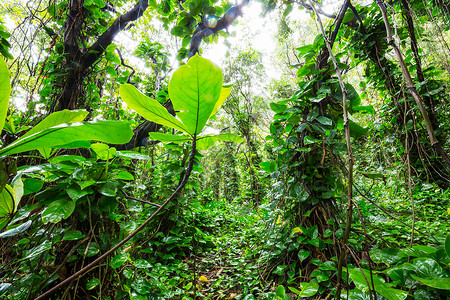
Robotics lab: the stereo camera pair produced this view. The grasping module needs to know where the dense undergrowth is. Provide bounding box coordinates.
[1,0,450,299]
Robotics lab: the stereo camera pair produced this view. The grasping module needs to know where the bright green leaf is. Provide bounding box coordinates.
[86,278,100,290]
[298,249,310,262]
[0,56,11,133]
[91,143,116,160]
[22,109,88,138]
[348,268,408,300]
[0,121,133,156]
[114,171,134,181]
[116,151,152,160]
[210,86,231,118]
[411,275,450,290]
[119,84,188,133]
[296,281,319,297]
[196,133,244,150]
[134,259,151,269]
[23,178,44,195]
[148,132,190,143]
[110,253,128,268]
[169,54,224,135]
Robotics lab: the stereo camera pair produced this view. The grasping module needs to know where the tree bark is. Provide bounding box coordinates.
[55,0,149,111]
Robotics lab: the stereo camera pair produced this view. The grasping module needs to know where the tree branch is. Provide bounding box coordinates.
[80,0,149,74]
[189,0,249,59]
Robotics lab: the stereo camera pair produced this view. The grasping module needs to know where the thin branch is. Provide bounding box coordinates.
[120,189,161,207]
[376,0,450,168]
[116,48,135,84]
[80,0,149,73]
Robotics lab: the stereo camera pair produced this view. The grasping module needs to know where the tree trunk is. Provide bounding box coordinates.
[54,0,149,111]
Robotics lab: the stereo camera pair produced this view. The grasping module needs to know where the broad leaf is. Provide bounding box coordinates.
[0,220,31,238]
[411,275,450,290]
[22,109,89,138]
[0,180,23,221]
[412,257,446,278]
[23,110,89,158]
[0,56,11,133]
[148,132,190,143]
[119,84,188,133]
[91,143,116,160]
[348,119,368,139]
[23,178,44,195]
[169,54,224,135]
[110,253,128,268]
[0,121,133,156]
[348,268,408,300]
[42,199,75,224]
[370,248,405,265]
[62,230,85,241]
[209,86,231,118]
[149,132,243,150]
[293,282,319,297]
[23,240,51,260]
[196,133,244,150]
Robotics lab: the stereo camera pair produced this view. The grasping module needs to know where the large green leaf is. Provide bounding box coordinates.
[91,143,116,160]
[196,133,244,150]
[348,268,408,300]
[370,248,405,265]
[0,180,23,217]
[42,199,75,224]
[0,56,11,133]
[412,257,446,278]
[22,109,89,138]
[0,180,23,230]
[148,132,244,150]
[0,220,32,238]
[0,185,15,219]
[119,84,188,133]
[348,119,368,139]
[411,275,450,290]
[169,54,223,135]
[289,282,319,297]
[148,132,190,143]
[0,121,133,156]
[209,86,231,118]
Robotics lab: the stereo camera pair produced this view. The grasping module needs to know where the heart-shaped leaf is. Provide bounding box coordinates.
[169,54,224,135]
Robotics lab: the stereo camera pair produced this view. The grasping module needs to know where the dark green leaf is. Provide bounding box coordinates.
[62,230,85,241]
[411,275,450,290]
[42,199,75,224]
[23,178,44,195]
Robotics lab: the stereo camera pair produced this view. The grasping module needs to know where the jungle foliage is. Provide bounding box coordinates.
[0,0,449,299]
